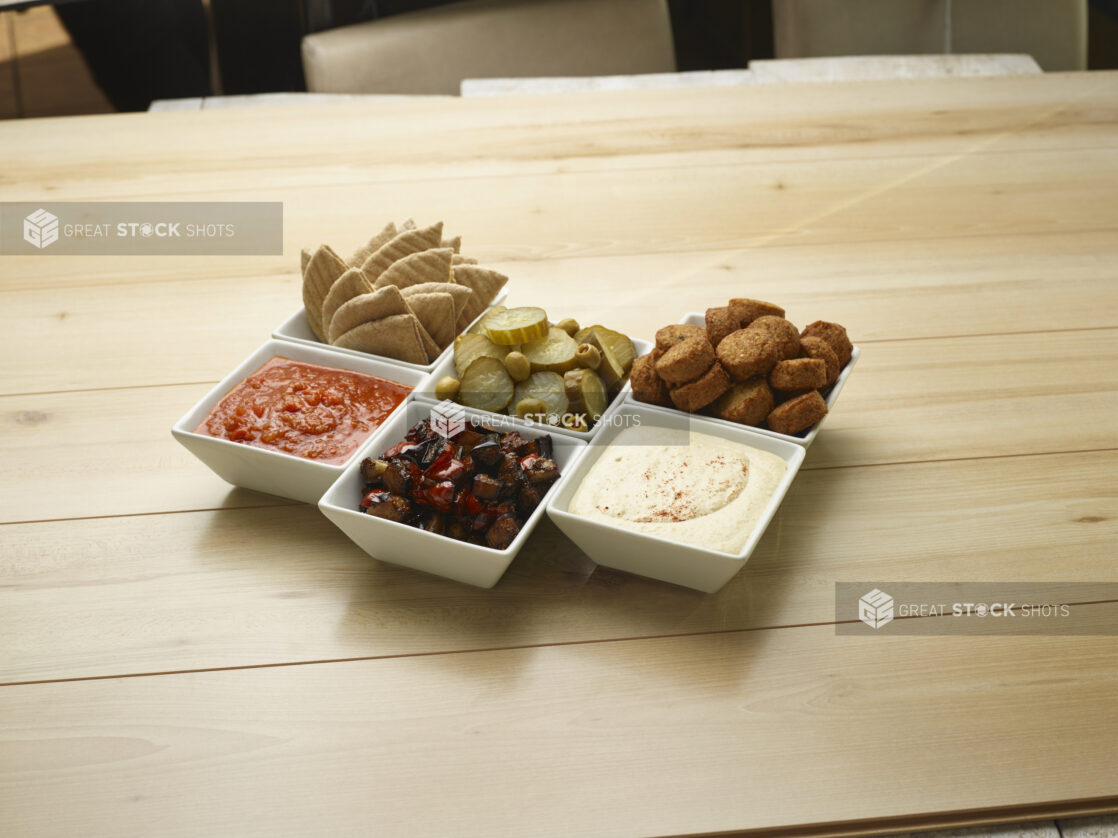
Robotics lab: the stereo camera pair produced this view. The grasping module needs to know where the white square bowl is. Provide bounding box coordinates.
[318,401,587,588]
[625,312,859,447]
[417,337,652,442]
[271,291,507,374]
[171,339,429,504]
[546,403,806,593]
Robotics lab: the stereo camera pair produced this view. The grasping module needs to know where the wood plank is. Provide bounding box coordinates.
[2,212,1117,327]
[2,329,1115,523]
[2,449,1114,683]
[1,74,1115,297]
[503,232,1118,345]
[0,381,296,523]
[1,71,1115,203]
[1,625,1116,837]
[806,328,1118,469]
[2,139,1116,297]
[4,227,1118,395]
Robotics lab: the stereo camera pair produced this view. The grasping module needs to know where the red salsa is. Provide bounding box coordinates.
[196,357,411,464]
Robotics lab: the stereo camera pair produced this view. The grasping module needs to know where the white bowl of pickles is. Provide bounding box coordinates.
[416,304,650,439]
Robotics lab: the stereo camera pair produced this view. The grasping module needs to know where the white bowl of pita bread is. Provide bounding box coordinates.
[278,219,509,372]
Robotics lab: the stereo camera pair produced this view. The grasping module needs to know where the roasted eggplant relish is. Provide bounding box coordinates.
[358,418,561,550]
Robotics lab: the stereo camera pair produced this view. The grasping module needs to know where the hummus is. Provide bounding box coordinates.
[569,425,786,554]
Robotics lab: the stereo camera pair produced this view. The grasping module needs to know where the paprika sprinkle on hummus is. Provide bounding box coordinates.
[195,357,411,464]
[569,425,786,554]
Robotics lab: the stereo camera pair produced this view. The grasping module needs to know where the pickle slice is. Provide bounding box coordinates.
[592,326,636,374]
[454,333,508,379]
[564,368,608,421]
[484,306,549,345]
[458,356,515,413]
[520,326,578,373]
[583,331,625,392]
[580,326,635,374]
[467,304,507,335]
[513,372,569,419]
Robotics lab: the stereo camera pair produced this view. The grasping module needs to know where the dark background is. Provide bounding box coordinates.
[215,0,1118,97]
[208,0,779,99]
[55,0,778,107]
[33,0,1118,113]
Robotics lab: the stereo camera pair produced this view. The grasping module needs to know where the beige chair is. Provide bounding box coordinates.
[773,0,1087,72]
[302,0,676,96]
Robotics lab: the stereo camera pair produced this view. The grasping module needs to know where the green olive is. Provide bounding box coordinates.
[574,343,601,369]
[556,317,580,337]
[515,397,548,420]
[561,413,589,433]
[504,351,531,382]
[434,376,460,401]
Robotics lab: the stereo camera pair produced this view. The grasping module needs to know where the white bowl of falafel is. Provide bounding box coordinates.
[625,298,859,447]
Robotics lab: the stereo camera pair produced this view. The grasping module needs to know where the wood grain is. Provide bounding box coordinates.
[3,236,1118,396]
[2,143,1116,285]
[0,381,295,523]
[2,71,1115,200]
[1,73,1116,293]
[3,449,1114,683]
[1,625,1116,838]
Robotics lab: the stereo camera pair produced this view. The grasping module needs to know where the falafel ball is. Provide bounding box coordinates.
[669,362,731,412]
[654,323,706,354]
[801,320,853,366]
[748,315,801,361]
[714,377,773,426]
[729,297,785,327]
[767,390,828,435]
[705,306,740,348]
[655,335,716,385]
[630,352,672,407]
[769,357,827,392]
[799,336,840,386]
[715,328,778,381]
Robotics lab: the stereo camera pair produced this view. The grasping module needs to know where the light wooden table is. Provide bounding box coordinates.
[1,72,1117,838]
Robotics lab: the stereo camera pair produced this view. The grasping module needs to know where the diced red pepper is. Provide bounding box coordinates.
[462,492,486,515]
[422,480,456,513]
[429,457,467,484]
[383,440,419,459]
[424,446,455,474]
[360,488,390,510]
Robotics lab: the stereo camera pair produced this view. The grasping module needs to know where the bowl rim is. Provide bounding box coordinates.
[546,401,806,563]
[318,400,589,559]
[171,338,429,472]
[271,291,508,373]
